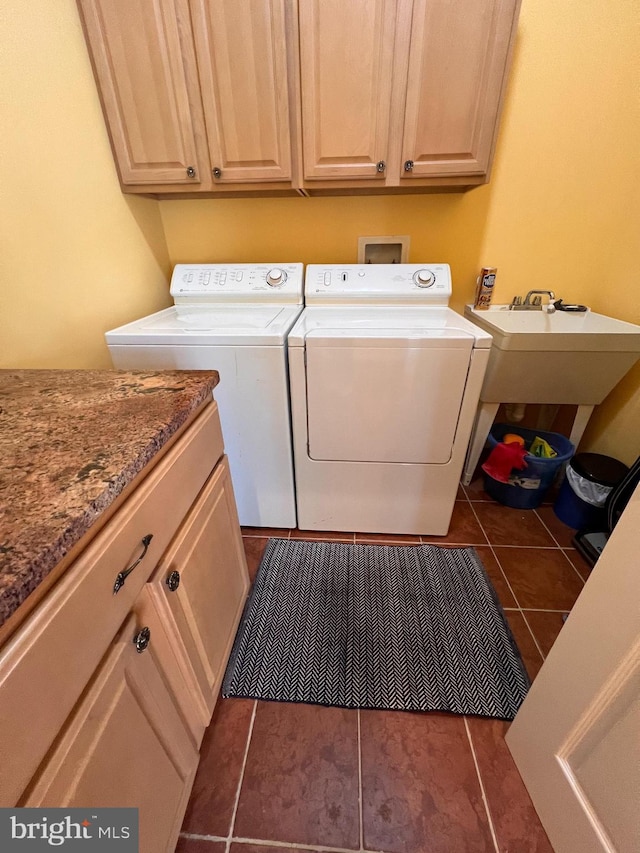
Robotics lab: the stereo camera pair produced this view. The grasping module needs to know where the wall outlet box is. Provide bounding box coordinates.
[357,236,410,264]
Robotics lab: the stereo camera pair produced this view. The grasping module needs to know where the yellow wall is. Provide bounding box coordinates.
[0,0,171,369]
[160,0,640,464]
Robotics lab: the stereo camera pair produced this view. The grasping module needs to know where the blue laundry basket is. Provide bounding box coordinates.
[484,424,575,509]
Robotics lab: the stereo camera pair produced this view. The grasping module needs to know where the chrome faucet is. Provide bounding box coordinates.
[510,289,557,312]
[524,289,555,307]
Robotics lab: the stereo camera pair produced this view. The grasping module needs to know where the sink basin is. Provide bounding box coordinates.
[464,305,640,353]
[461,304,640,485]
[464,305,640,402]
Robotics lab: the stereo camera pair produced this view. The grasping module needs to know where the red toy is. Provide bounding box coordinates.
[482,441,529,483]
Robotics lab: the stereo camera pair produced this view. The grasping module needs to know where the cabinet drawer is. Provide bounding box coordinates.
[0,402,223,805]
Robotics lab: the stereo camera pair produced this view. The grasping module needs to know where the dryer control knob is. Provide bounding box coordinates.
[414,269,435,288]
[266,268,287,287]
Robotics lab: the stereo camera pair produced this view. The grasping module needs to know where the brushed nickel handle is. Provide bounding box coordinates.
[133,627,151,654]
[376,160,386,173]
[166,570,181,592]
[403,160,414,172]
[213,167,222,179]
[186,166,196,178]
[113,534,153,595]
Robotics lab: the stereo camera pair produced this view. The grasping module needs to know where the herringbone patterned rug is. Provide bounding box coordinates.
[222,539,530,720]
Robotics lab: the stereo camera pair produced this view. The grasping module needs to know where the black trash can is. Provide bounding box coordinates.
[554,453,629,529]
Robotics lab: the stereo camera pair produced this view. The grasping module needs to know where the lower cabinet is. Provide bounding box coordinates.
[136,455,249,745]
[2,402,250,852]
[23,615,200,853]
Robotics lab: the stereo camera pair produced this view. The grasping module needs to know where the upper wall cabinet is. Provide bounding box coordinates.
[78,0,299,194]
[298,0,398,181]
[78,0,210,187]
[77,0,520,196]
[297,0,520,190]
[400,0,520,182]
[190,0,295,185]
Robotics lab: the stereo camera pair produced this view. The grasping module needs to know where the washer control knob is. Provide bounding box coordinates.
[414,269,435,288]
[266,268,286,287]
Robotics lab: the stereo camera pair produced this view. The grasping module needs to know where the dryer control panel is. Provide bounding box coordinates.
[171,263,304,304]
[305,264,451,305]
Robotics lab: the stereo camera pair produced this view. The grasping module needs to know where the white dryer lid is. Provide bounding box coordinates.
[106,304,303,347]
[305,327,475,348]
[287,306,493,348]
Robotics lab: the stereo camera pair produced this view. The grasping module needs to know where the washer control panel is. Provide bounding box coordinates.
[170,263,304,303]
[305,264,451,305]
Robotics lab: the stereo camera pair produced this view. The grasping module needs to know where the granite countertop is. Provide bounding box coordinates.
[0,369,219,630]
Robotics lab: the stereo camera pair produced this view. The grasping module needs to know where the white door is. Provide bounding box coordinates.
[506,486,640,853]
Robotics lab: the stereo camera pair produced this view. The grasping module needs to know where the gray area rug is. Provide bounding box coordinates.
[223,538,530,720]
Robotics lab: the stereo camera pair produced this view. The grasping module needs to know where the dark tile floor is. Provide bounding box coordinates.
[177,478,592,853]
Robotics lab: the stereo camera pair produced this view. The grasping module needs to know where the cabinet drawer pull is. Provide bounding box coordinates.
[113,534,153,595]
[133,626,151,653]
[212,167,222,179]
[376,160,386,173]
[186,166,197,178]
[403,159,414,172]
[166,570,181,592]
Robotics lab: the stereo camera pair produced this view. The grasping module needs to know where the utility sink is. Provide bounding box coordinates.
[465,304,640,353]
[461,305,640,485]
[464,304,640,403]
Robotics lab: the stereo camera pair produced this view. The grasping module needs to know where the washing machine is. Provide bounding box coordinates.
[106,263,304,528]
[288,264,492,535]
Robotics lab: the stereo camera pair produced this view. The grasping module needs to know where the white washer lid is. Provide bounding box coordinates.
[287,306,493,348]
[106,304,304,346]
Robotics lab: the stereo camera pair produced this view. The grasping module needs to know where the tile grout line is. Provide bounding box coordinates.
[503,606,570,613]
[180,831,226,843]
[471,543,574,550]
[463,497,490,547]
[490,540,543,664]
[559,545,591,584]
[519,609,547,661]
[467,501,521,609]
[459,484,472,504]
[561,546,591,580]
[463,717,501,853]
[357,708,364,852]
[181,829,393,853]
[530,509,586,654]
[533,510,587,585]
[227,836,390,853]
[467,501,544,668]
[224,699,258,853]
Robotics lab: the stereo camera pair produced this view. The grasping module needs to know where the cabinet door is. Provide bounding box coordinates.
[23,615,199,853]
[140,456,249,742]
[400,0,519,178]
[78,0,209,186]
[299,0,398,180]
[190,0,295,183]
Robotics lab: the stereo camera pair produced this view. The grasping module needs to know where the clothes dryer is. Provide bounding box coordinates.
[288,264,491,534]
[106,264,303,528]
